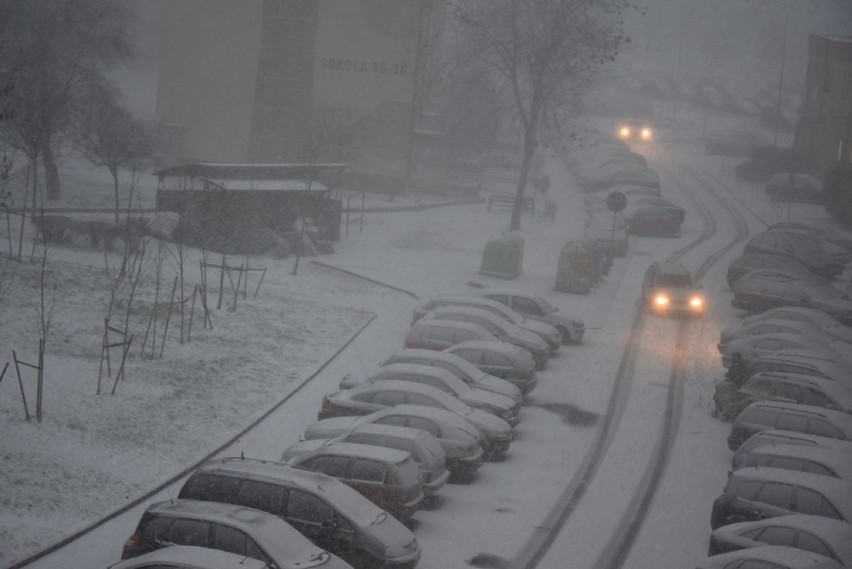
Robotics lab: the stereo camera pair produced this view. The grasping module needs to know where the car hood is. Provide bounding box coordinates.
[462,387,516,411]
[517,319,561,342]
[461,408,512,437]
[475,375,523,402]
[362,516,419,558]
[302,417,360,440]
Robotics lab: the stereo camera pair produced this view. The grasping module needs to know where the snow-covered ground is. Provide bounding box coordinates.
[1,107,848,569]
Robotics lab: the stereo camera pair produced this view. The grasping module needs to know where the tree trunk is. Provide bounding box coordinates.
[111,169,120,227]
[42,143,61,201]
[511,103,541,231]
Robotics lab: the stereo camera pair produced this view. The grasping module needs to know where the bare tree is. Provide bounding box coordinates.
[32,207,57,421]
[455,0,628,230]
[73,84,152,227]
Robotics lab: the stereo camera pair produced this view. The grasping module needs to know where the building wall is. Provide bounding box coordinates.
[796,34,852,171]
[155,0,264,164]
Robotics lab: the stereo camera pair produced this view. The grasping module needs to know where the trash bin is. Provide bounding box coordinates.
[479,231,523,279]
[555,240,598,294]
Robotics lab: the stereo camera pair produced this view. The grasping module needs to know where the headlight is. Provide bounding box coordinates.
[689,296,704,310]
[640,127,652,141]
[655,294,670,306]
[618,126,631,139]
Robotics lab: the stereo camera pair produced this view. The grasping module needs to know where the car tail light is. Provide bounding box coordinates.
[319,396,336,416]
[121,531,142,558]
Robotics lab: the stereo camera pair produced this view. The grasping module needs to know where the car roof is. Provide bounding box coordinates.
[426,306,510,326]
[700,545,843,568]
[290,441,412,464]
[655,262,690,276]
[108,545,270,569]
[740,430,852,454]
[411,318,496,336]
[744,371,852,399]
[739,401,852,428]
[447,339,527,356]
[747,444,852,476]
[722,514,852,545]
[349,422,432,442]
[374,362,464,384]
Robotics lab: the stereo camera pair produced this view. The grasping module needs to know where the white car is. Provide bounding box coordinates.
[476,289,585,344]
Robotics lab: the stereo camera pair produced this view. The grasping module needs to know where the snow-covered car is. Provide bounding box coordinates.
[746,350,852,386]
[109,546,272,569]
[615,119,653,142]
[743,232,844,277]
[700,546,843,569]
[730,272,852,323]
[730,429,852,471]
[281,442,425,521]
[718,332,851,369]
[710,467,852,530]
[768,221,852,252]
[736,443,852,481]
[726,401,852,451]
[404,319,502,352]
[420,306,551,367]
[476,290,585,344]
[624,196,685,236]
[300,405,486,483]
[708,514,852,566]
[337,363,521,427]
[726,253,825,288]
[719,320,846,352]
[444,340,537,394]
[765,172,824,203]
[640,262,705,317]
[765,229,852,265]
[317,381,513,458]
[742,307,852,344]
[737,371,852,412]
[380,349,523,404]
[705,129,763,155]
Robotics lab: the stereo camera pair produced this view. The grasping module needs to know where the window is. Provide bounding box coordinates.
[371,390,406,407]
[513,297,540,314]
[808,420,844,439]
[750,525,795,546]
[796,488,842,520]
[211,524,246,556]
[375,415,407,428]
[454,329,478,343]
[406,417,440,437]
[775,414,808,432]
[408,393,440,407]
[735,481,761,501]
[350,459,386,482]
[755,482,793,509]
[179,473,240,504]
[166,519,209,547]
[235,480,285,515]
[738,561,781,569]
[287,489,336,525]
[482,352,510,367]
[775,383,802,402]
[301,455,349,478]
[244,537,274,565]
[452,349,480,364]
[795,531,833,558]
[802,388,831,408]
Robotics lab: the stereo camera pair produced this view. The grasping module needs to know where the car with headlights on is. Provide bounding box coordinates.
[640,262,705,317]
[380,349,522,404]
[176,457,421,569]
[708,515,852,566]
[476,289,585,344]
[301,405,486,483]
[338,363,521,427]
[317,381,513,458]
[616,119,653,142]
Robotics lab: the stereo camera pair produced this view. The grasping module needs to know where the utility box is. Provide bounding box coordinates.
[479,232,524,279]
[555,240,600,294]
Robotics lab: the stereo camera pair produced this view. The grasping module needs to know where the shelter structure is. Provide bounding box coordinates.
[155,163,344,254]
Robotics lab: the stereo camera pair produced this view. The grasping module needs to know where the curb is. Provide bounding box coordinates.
[309,260,420,300]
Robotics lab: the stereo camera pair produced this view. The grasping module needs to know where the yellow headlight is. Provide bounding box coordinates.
[689,296,704,309]
[640,127,652,141]
[655,295,669,306]
[619,126,631,139]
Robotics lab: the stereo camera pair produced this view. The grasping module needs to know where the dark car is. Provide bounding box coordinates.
[121,499,353,569]
[710,468,852,529]
[730,272,852,324]
[708,514,852,566]
[640,262,705,317]
[444,340,537,394]
[726,254,824,288]
[177,457,420,569]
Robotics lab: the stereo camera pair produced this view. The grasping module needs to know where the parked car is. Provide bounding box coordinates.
[767,221,852,252]
[719,320,843,353]
[288,423,449,502]
[444,340,537,394]
[698,545,843,569]
[420,306,551,367]
[280,442,424,522]
[410,294,563,350]
[121,499,353,569]
[317,381,514,457]
[737,444,852,481]
[731,429,852,472]
[737,371,852,412]
[766,173,824,203]
[726,254,825,288]
[742,307,852,345]
[743,232,844,278]
[301,405,486,483]
[404,319,502,352]
[727,401,852,451]
[476,289,585,344]
[623,197,684,236]
[767,225,852,264]
[765,230,852,266]
[108,545,272,569]
[640,262,705,317]
[380,349,523,404]
[710,468,852,529]
[718,333,850,369]
[705,129,763,155]
[338,363,521,427]
[176,457,420,569]
[746,351,852,386]
[730,273,852,324]
[708,515,852,566]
